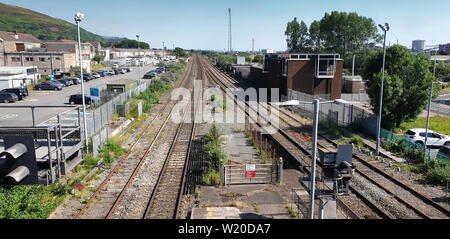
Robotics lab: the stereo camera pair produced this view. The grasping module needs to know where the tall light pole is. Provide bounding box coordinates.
[309,99,320,219]
[375,23,389,156]
[136,35,141,83]
[75,12,89,149]
[228,8,232,64]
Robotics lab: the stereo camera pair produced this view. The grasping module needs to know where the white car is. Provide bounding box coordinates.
[404,128,450,147]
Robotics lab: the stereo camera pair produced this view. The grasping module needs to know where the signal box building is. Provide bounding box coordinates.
[243,53,343,100]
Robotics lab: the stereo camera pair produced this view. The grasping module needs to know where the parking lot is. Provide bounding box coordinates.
[0,65,155,127]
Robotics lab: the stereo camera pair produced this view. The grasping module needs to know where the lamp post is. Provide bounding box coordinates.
[375,23,390,156]
[424,81,444,150]
[75,12,89,149]
[136,35,141,84]
[275,98,353,219]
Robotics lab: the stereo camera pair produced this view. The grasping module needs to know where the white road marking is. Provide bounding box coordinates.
[0,114,19,120]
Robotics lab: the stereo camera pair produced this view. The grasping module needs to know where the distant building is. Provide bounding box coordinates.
[439,43,450,54]
[44,40,94,73]
[261,49,276,54]
[89,41,102,55]
[0,31,42,52]
[236,56,246,65]
[0,66,39,90]
[4,51,76,76]
[412,40,425,52]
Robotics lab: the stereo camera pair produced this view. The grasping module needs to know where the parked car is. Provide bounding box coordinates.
[124,68,132,72]
[118,68,127,74]
[404,128,450,147]
[0,88,28,100]
[92,72,101,78]
[69,94,92,105]
[81,74,94,81]
[58,79,73,86]
[68,77,81,85]
[35,82,62,91]
[143,71,157,79]
[437,145,450,160]
[104,70,115,76]
[0,92,18,103]
[40,80,65,88]
[99,71,107,77]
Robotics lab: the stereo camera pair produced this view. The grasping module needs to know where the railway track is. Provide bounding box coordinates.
[206,57,450,219]
[202,59,385,219]
[74,59,194,219]
[143,55,203,219]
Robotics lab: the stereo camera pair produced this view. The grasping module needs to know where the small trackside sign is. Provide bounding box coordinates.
[245,164,256,178]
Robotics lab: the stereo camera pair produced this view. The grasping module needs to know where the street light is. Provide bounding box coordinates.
[376,23,390,156]
[136,35,141,84]
[424,81,445,151]
[275,98,353,219]
[74,12,89,149]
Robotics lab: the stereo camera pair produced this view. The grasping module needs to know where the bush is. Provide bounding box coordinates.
[351,135,364,148]
[98,138,125,164]
[202,170,220,185]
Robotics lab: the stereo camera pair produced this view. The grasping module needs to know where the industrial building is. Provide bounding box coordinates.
[412,40,425,52]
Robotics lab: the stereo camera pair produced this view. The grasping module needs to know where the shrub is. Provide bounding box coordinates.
[351,135,364,148]
[98,138,125,164]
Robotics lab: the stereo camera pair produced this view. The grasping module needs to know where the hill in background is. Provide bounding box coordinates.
[0,3,106,43]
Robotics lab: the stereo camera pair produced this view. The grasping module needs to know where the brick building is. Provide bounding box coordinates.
[241,53,343,100]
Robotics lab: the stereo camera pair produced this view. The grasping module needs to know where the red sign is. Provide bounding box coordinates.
[245,164,256,178]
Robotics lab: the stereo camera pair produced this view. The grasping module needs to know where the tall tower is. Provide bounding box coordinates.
[252,38,254,54]
[228,8,232,56]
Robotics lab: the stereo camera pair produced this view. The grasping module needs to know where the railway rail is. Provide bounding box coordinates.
[74,58,195,219]
[205,57,450,219]
[143,55,203,219]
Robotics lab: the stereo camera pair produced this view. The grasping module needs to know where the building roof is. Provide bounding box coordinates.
[0,31,42,43]
[89,41,101,48]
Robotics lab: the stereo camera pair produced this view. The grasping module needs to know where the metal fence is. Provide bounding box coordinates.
[286,89,450,163]
[40,81,152,151]
[430,102,450,117]
[381,128,450,162]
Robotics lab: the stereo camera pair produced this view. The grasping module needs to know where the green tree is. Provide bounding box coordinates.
[319,11,380,57]
[309,20,321,53]
[285,18,310,53]
[364,45,437,129]
[110,40,150,49]
[173,47,186,57]
[432,62,450,82]
[93,55,101,64]
[253,54,263,64]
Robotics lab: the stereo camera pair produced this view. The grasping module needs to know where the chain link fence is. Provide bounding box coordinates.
[286,89,450,164]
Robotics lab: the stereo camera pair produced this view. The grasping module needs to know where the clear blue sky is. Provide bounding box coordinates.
[2,0,449,51]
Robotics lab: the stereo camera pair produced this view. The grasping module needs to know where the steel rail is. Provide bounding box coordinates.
[143,55,200,219]
[75,60,193,219]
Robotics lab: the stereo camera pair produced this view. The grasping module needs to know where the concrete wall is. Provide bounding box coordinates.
[4,52,77,75]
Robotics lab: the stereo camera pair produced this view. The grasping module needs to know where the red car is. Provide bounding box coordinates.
[40,80,65,87]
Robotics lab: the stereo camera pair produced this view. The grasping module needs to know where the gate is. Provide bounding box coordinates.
[223,163,278,185]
